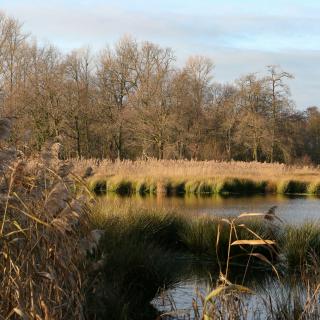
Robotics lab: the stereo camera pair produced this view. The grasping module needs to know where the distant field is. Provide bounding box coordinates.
[73,159,320,195]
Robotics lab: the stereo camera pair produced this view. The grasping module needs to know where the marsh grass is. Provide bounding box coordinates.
[86,198,288,319]
[282,223,320,270]
[219,178,268,195]
[86,200,192,319]
[277,180,309,194]
[307,181,320,194]
[80,189,320,319]
[185,209,279,319]
[191,212,320,320]
[0,119,99,319]
[92,179,107,195]
[90,198,279,262]
[87,174,319,197]
[190,273,320,320]
[258,276,320,320]
[76,159,320,196]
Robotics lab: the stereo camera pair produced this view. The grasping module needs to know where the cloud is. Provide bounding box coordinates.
[4,0,319,51]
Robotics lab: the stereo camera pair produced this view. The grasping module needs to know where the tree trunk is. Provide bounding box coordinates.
[158,141,164,160]
[75,116,81,158]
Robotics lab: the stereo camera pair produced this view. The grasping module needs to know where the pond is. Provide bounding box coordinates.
[97,193,320,319]
[104,193,320,224]
[152,275,310,319]
[137,194,320,319]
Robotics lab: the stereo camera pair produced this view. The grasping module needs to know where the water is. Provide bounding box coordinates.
[119,194,320,319]
[153,278,210,319]
[107,193,320,224]
[153,275,315,320]
[103,194,320,319]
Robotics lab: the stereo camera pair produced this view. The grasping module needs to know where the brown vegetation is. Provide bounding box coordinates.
[73,159,320,195]
[74,158,320,180]
[0,12,318,164]
[0,119,97,319]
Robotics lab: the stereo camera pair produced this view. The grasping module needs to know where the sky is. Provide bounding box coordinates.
[0,0,319,109]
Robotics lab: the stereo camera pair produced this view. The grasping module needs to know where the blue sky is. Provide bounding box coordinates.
[0,0,319,109]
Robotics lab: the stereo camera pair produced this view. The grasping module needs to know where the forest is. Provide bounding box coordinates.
[0,12,319,164]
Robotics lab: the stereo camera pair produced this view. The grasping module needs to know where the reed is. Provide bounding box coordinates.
[80,159,320,196]
[73,159,320,182]
[0,119,99,319]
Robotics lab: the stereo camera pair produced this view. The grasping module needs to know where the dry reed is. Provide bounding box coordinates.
[73,158,320,181]
[0,120,98,319]
[72,159,320,196]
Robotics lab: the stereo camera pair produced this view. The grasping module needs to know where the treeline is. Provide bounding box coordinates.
[0,13,319,163]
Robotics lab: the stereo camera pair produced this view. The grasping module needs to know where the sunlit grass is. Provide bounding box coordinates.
[80,159,320,196]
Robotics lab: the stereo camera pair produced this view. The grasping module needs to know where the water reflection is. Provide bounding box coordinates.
[153,266,316,320]
[102,193,320,224]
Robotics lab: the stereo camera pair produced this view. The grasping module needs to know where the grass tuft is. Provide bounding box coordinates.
[277,180,309,194]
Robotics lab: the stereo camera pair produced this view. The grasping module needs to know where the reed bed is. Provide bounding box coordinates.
[0,119,100,319]
[73,159,320,180]
[72,159,320,196]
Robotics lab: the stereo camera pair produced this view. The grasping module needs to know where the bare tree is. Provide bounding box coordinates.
[64,47,93,157]
[236,74,271,161]
[97,36,139,159]
[130,41,175,159]
[266,65,294,162]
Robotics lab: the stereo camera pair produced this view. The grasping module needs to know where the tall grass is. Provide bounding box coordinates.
[75,159,320,196]
[86,198,320,319]
[86,199,283,319]
[190,216,320,320]
[282,223,320,270]
[0,120,98,319]
[73,159,320,181]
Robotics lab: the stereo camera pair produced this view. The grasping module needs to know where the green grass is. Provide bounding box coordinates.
[85,241,186,320]
[197,180,215,194]
[86,200,320,319]
[135,180,150,195]
[87,202,194,319]
[219,178,267,194]
[88,176,319,196]
[282,222,320,270]
[307,181,320,194]
[88,178,107,195]
[276,180,309,194]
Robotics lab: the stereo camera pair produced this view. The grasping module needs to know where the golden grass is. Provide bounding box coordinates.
[0,121,97,319]
[73,158,320,181]
[72,159,320,195]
